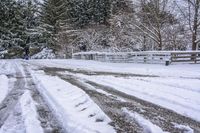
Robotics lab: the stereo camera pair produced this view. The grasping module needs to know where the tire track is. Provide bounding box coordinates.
[0,62,25,128]
[0,61,65,133]
[44,68,200,133]
[21,63,65,133]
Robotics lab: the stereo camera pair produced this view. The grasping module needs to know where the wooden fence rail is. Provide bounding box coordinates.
[171,52,200,63]
[73,51,200,65]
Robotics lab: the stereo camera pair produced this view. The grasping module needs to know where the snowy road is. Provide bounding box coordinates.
[0,59,200,133]
[0,60,64,133]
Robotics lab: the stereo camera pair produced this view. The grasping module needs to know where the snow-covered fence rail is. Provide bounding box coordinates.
[73,51,171,64]
[73,51,200,65]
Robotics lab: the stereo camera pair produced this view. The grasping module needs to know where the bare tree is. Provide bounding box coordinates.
[176,0,200,50]
[187,0,200,50]
[134,0,177,50]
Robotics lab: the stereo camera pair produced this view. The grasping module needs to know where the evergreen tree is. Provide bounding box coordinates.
[40,0,68,50]
[23,0,44,48]
[68,0,111,28]
[66,0,91,28]
[0,0,25,49]
[91,0,111,24]
[16,0,42,48]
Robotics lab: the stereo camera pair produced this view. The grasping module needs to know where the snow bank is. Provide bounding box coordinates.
[20,90,43,133]
[31,48,56,59]
[122,108,168,133]
[32,71,115,133]
[0,75,9,103]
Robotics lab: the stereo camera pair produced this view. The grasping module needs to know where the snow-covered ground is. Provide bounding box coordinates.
[28,59,200,122]
[0,60,16,104]
[29,59,200,78]
[67,72,200,122]
[0,59,200,133]
[0,60,115,133]
[0,90,43,133]
[31,70,115,133]
[122,108,169,133]
[0,75,9,104]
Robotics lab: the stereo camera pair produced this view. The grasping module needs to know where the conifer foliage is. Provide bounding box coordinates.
[0,0,23,49]
[0,0,112,54]
[68,0,111,28]
[0,0,43,51]
[40,0,68,34]
[39,0,68,50]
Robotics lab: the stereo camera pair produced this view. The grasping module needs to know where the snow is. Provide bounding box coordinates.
[0,60,16,76]
[0,59,196,132]
[122,108,168,133]
[0,60,12,104]
[0,50,8,54]
[29,59,200,78]
[0,50,8,59]
[0,90,43,133]
[172,123,194,133]
[0,75,9,104]
[19,90,43,133]
[68,73,200,122]
[0,102,25,133]
[73,51,200,55]
[31,48,56,59]
[27,59,200,122]
[72,78,127,102]
[31,70,115,133]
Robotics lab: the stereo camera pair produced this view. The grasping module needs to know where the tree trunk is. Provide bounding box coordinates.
[192,33,197,50]
[143,36,147,51]
[158,32,162,50]
[192,0,199,50]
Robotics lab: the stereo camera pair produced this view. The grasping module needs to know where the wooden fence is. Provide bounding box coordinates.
[171,51,200,63]
[72,51,200,65]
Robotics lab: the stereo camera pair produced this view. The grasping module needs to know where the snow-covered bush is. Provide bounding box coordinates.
[31,48,56,59]
[0,50,8,59]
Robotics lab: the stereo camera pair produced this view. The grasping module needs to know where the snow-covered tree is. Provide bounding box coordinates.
[134,0,177,50]
[109,0,142,52]
[17,0,43,48]
[90,0,111,25]
[0,0,25,49]
[67,0,111,28]
[40,0,68,50]
[175,0,200,50]
[0,0,43,52]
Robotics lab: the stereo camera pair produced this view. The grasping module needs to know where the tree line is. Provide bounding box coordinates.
[0,0,199,57]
